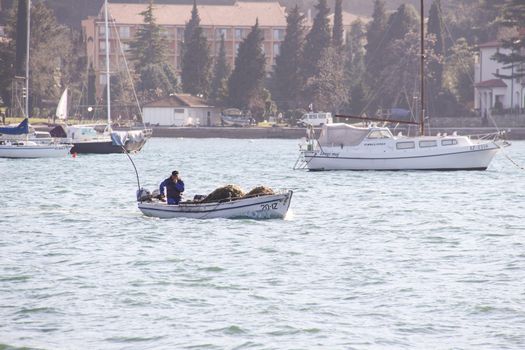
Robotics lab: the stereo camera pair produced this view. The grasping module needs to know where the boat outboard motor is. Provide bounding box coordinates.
[136,188,151,202]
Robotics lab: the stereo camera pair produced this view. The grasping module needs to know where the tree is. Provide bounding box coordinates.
[209,34,230,106]
[332,0,344,49]
[128,0,176,101]
[378,31,440,111]
[493,0,525,82]
[306,46,347,113]
[272,5,305,110]
[427,0,445,94]
[365,0,387,76]
[364,0,388,113]
[342,19,367,114]
[301,0,331,83]
[384,4,419,46]
[227,20,265,111]
[181,0,211,97]
[443,38,474,105]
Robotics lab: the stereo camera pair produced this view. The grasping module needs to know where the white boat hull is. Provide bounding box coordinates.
[138,191,293,219]
[0,144,72,158]
[304,144,500,170]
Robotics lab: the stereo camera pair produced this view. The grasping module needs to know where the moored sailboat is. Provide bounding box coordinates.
[50,0,151,154]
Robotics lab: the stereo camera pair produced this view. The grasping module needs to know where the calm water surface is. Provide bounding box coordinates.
[1,138,525,350]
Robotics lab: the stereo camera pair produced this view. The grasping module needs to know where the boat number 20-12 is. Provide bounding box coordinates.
[470,144,489,151]
[261,203,278,211]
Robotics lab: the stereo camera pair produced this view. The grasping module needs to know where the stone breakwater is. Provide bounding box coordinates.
[152,126,525,140]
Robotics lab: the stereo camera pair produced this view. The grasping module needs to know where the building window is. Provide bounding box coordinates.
[216,28,228,40]
[235,28,247,40]
[99,41,107,52]
[261,43,265,54]
[396,141,415,149]
[235,43,240,54]
[99,26,106,38]
[273,29,284,41]
[99,74,107,85]
[119,26,130,39]
[177,28,185,41]
[273,43,280,57]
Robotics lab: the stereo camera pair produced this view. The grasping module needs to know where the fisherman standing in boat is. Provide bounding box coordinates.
[159,170,185,205]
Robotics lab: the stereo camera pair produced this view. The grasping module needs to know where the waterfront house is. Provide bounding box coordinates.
[142,94,220,127]
[474,39,525,117]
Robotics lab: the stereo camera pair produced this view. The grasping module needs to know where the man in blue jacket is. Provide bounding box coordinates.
[159,170,185,205]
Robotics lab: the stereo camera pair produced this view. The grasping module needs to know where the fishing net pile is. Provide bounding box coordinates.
[199,185,275,203]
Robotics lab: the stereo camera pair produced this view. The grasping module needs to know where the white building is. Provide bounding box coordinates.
[474,40,524,117]
[143,94,221,127]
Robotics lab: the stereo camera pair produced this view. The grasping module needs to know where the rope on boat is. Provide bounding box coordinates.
[495,142,525,171]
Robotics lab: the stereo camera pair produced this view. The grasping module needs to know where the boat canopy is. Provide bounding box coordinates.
[318,123,369,147]
[0,118,29,135]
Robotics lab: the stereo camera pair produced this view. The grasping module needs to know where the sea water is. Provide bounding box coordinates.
[1,138,524,349]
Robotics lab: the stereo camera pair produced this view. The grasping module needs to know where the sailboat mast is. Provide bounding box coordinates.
[104,0,111,126]
[25,0,31,118]
[419,0,425,136]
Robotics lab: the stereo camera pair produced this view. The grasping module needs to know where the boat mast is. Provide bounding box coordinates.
[25,0,30,118]
[419,0,425,136]
[104,0,111,127]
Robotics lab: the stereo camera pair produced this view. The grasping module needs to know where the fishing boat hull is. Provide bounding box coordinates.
[303,144,500,171]
[0,143,72,158]
[138,191,293,219]
[70,139,147,154]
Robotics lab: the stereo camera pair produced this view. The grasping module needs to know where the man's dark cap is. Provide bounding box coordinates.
[171,170,179,176]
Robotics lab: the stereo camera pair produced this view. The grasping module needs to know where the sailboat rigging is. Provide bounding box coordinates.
[296,0,505,171]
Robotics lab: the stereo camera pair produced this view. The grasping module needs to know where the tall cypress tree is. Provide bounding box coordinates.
[209,34,230,106]
[365,0,387,71]
[227,20,265,110]
[129,0,168,67]
[181,0,211,96]
[427,0,445,113]
[384,4,419,46]
[272,5,305,110]
[332,0,344,49]
[129,0,176,100]
[301,0,331,82]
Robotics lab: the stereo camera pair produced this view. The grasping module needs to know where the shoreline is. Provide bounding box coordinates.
[151,126,525,140]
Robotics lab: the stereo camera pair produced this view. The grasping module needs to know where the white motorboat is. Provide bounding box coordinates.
[137,190,293,219]
[297,123,502,171]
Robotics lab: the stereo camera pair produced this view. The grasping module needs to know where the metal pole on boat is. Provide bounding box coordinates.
[104,0,111,128]
[25,0,30,118]
[419,0,425,136]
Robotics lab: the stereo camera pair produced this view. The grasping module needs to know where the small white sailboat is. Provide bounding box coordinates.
[0,1,72,159]
[296,0,505,171]
[137,190,293,219]
[0,119,71,158]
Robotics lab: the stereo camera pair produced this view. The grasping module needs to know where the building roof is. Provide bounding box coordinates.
[327,11,370,27]
[104,1,287,27]
[478,40,502,49]
[143,94,213,108]
[474,79,508,88]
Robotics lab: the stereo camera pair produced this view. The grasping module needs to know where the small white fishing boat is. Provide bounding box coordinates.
[137,190,293,219]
